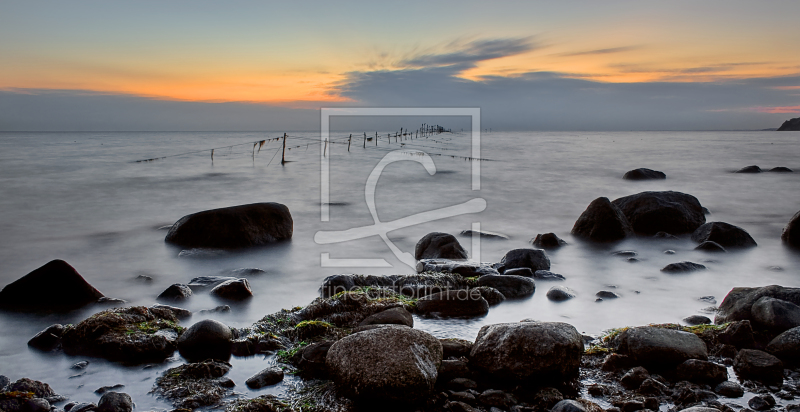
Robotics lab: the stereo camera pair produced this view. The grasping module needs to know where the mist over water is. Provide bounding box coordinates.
[1,130,799,409]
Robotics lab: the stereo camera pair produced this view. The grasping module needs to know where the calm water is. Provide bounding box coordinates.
[1,130,799,409]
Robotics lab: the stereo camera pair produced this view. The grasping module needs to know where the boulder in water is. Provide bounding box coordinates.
[751,296,800,333]
[210,278,252,300]
[416,290,489,318]
[460,229,509,240]
[661,261,706,273]
[715,285,800,324]
[475,274,535,299]
[415,232,468,260]
[165,202,293,249]
[691,222,757,248]
[157,284,192,302]
[617,326,708,368]
[530,233,567,249]
[735,165,762,173]
[497,248,550,272]
[571,197,633,242]
[611,191,706,235]
[782,210,800,248]
[769,166,793,172]
[358,306,413,327]
[0,260,104,311]
[245,367,284,389]
[177,319,233,362]
[546,286,576,302]
[622,168,666,180]
[96,392,134,412]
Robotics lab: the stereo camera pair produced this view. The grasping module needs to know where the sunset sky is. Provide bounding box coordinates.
[2,1,799,130]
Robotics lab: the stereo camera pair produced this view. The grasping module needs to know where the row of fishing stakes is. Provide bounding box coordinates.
[346,124,451,152]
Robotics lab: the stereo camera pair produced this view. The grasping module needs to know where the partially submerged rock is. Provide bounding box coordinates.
[531,233,567,249]
[616,326,708,369]
[735,165,762,173]
[415,232,468,260]
[415,259,499,277]
[547,286,576,302]
[751,296,800,333]
[475,274,535,299]
[152,360,233,409]
[611,191,706,235]
[497,248,550,272]
[622,168,666,180]
[416,290,489,318]
[357,306,413,327]
[716,285,800,324]
[165,202,293,249]
[571,197,633,242]
[96,392,133,412]
[460,229,509,240]
[661,261,706,273]
[177,319,233,362]
[245,366,284,389]
[0,259,104,311]
[691,222,757,248]
[783,210,800,248]
[210,278,253,300]
[157,284,193,302]
[319,272,468,299]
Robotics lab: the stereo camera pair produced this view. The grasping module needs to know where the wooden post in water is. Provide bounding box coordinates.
[281,133,287,164]
[363,132,366,148]
[324,139,328,157]
[348,134,352,152]
[375,131,378,146]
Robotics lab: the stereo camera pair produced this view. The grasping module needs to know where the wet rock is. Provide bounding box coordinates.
[326,325,442,402]
[503,267,533,277]
[766,326,800,364]
[473,286,506,306]
[69,403,97,412]
[695,241,727,252]
[683,315,712,325]
[639,378,669,396]
[621,366,650,389]
[150,304,192,320]
[664,249,677,254]
[770,167,793,172]
[152,360,232,409]
[602,353,636,371]
[209,278,252,300]
[733,349,784,383]
[612,191,706,235]
[655,232,680,240]
[95,384,124,394]
[612,250,637,257]
[448,378,478,391]
[479,389,518,409]
[245,367,284,389]
[440,339,473,359]
[0,259,104,311]
[719,320,756,349]
[226,267,267,277]
[449,391,476,404]
[714,381,744,398]
[416,290,489,318]
[498,248,550,272]
[61,306,181,363]
[358,306,414,327]
[783,210,800,248]
[596,291,620,299]
[198,305,230,314]
[623,168,667,180]
[415,232,468,260]
[469,322,583,381]
[24,398,50,412]
[319,272,468,299]
[165,202,293,249]
[617,326,708,368]
[446,401,478,412]
[186,276,237,290]
[552,399,587,412]
[547,286,576,302]
[28,324,65,351]
[716,285,800,324]
[661,262,707,273]
[691,222,757,248]
[676,359,727,384]
[751,296,800,333]
[177,319,232,362]
[735,165,762,173]
[571,197,633,242]
[475,274,535,299]
[157,284,192,302]
[6,378,61,401]
[438,359,471,382]
[298,341,334,377]
[533,270,565,281]
[678,407,719,412]
[71,361,89,370]
[531,233,567,249]
[748,394,776,411]
[96,392,133,412]
[461,229,509,240]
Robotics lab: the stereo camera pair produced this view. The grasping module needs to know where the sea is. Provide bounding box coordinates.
[0,130,799,409]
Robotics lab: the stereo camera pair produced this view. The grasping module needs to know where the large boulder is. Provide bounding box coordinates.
[416,290,489,318]
[571,197,633,242]
[96,392,133,412]
[611,191,705,235]
[733,349,784,383]
[177,319,233,362]
[617,326,708,368]
[766,326,800,364]
[783,210,800,248]
[498,248,550,272]
[691,222,757,248]
[623,168,666,180]
[209,278,252,300]
[475,274,535,299]
[165,202,293,249]
[415,232,468,260]
[469,322,583,382]
[326,325,442,402]
[716,285,800,324]
[0,260,104,311]
[751,297,800,333]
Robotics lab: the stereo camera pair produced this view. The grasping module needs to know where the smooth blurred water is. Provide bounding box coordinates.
[0,130,799,409]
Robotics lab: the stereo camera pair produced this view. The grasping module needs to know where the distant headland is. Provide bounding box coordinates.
[777,117,800,131]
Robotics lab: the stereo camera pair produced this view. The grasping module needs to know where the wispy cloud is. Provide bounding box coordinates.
[401,37,540,69]
[751,105,800,114]
[557,45,643,57]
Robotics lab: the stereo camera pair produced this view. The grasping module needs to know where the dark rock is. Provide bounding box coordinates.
[298,341,334,376]
[449,391,475,404]
[6,378,59,400]
[0,375,8,389]
[415,259,499,277]
[440,339,473,359]
[95,384,124,394]
[623,168,666,180]
[552,399,587,412]
[498,248,550,272]
[152,360,232,409]
[546,286,576,301]
[596,291,620,299]
[612,250,637,257]
[716,285,800,324]
[617,326,708,368]
[24,398,50,412]
[447,378,478,391]
[692,222,757,248]
[661,261,707,273]
[186,276,237,290]
[199,305,231,315]
[619,399,645,412]
[639,378,669,396]
[766,326,800,364]
[695,241,727,253]
[676,359,727,384]
[475,274,535,299]
[461,229,509,240]
[683,315,712,325]
[531,233,567,249]
[621,366,650,389]
[469,322,583,381]
[165,202,293,249]
[416,290,489,318]
[319,272,469,299]
[504,267,534,277]
[226,267,267,277]
[735,165,762,173]
[157,284,193,302]
[209,278,252,300]
[150,304,192,320]
[602,353,635,371]
[719,320,756,349]
[96,392,133,412]
[473,286,506,306]
[69,403,98,412]
[177,319,232,362]
[438,359,471,382]
[571,197,633,242]
[0,259,104,311]
[533,270,565,281]
[612,191,706,235]
[415,232,468,260]
[28,324,65,351]
[664,249,677,254]
[71,361,89,370]
[479,389,517,409]
[245,367,284,389]
[655,232,680,240]
[733,349,784,383]
[751,297,800,333]
[748,394,776,411]
[769,167,793,172]
[358,306,414,327]
[778,117,800,131]
[326,325,442,402]
[783,210,800,248]
[446,401,478,412]
[714,381,744,398]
